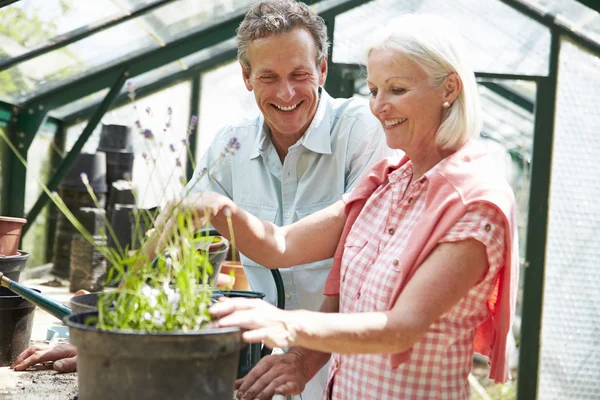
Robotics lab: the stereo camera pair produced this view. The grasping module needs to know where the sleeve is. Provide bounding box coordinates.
[344,121,393,193]
[439,202,507,278]
[182,126,234,198]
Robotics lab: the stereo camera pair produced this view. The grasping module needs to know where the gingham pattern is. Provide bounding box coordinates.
[326,162,506,400]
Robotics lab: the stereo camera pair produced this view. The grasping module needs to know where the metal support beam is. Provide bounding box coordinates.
[22,69,128,235]
[187,75,201,181]
[1,109,46,218]
[0,0,178,72]
[20,10,248,111]
[517,29,560,400]
[0,0,18,8]
[499,0,600,56]
[478,81,535,113]
[62,45,237,125]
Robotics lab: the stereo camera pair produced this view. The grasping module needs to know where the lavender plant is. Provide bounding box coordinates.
[0,80,241,332]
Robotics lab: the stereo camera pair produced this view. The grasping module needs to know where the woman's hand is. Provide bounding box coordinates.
[11,343,78,372]
[209,298,301,349]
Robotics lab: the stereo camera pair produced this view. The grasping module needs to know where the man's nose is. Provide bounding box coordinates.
[277,80,295,102]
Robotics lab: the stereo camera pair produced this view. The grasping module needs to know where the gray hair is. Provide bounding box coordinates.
[365,14,482,150]
[236,0,329,71]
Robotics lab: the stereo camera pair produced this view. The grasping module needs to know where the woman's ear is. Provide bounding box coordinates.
[443,72,462,104]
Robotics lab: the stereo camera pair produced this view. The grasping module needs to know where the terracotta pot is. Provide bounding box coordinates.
[220,261,250,291]
[0,217,27,256]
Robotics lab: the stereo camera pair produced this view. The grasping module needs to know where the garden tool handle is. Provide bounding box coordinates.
[0,272,72,320]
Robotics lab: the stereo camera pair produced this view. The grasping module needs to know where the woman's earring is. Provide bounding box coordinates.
[443,101,450,108]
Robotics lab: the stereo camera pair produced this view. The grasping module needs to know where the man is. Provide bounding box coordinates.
[11,1,390,398]
[186,2,389,397]
[187,0,389,313]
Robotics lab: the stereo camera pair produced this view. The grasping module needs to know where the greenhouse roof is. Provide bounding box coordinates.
[0,0,598,110]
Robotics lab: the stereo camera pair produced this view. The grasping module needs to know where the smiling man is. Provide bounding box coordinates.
[186,1,390,397]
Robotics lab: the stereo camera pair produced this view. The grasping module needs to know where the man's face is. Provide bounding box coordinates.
[242,27,327,145]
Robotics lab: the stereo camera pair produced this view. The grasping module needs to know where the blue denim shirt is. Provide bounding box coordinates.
[186,89,392,310]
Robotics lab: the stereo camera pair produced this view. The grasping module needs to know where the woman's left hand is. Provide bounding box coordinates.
[209,298,298,349]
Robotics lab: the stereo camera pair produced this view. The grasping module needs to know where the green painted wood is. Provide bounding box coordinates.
[517,30,561,400]
[187,75,201,181]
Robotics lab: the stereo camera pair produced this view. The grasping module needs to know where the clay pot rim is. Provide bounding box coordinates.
[0,216,26,224]
[0,250,30,259]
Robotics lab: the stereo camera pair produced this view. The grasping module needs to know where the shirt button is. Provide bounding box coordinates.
[286,212,292,219]
[285,293,292,300]
[485,224,492,232]
[356,292,361,299]
[388,228,395,235]
[393,259,399,266]
[420,178,426,184]
[408,197,413,203]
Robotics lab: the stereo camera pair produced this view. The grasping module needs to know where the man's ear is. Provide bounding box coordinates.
[318,57,328,86]
[241,63,253,91]
[443,72,461,104]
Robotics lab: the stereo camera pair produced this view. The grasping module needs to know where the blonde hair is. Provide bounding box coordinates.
[365,14,482,150]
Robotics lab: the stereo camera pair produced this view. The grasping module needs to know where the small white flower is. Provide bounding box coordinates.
[80,173,89,186]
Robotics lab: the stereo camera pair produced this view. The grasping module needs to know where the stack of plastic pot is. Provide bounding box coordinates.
[0,217,36,366]
[52,153,107,278]
[97,124,135,203]
[69,207,107,293]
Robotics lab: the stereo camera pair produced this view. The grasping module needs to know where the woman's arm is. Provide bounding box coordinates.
[290,238,489,353]
[213,238,489,353]
[153,192,346,269]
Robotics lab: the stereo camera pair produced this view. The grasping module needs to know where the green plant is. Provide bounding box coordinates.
[0,80,240,332]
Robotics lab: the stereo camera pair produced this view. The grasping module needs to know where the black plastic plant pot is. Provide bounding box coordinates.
[60,152,107,193]
[107,180,136,211]
[78,207,106,236]
[64,311,242,400]
[107,204,137,252]
[0,287,38,366]
[213,290,266,378]
[0,250,30,282]
[98,124,134,153]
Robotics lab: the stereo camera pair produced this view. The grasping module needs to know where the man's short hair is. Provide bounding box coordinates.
[236,0,329,71]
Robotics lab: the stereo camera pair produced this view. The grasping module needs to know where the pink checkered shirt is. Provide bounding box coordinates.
[326,161,506,400]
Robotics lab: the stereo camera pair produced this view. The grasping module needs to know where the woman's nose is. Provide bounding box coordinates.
[371,95,390,115]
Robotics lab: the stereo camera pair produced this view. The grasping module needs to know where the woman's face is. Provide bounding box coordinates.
[366,48,448,152]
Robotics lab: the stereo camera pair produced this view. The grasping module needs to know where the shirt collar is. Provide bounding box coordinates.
[249,87,332,160]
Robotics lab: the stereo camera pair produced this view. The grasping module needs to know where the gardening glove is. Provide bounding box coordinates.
[235,353,308,400]
[11,343,78,372]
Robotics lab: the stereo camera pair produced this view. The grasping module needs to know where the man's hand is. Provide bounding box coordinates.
[235,352,308,400]
[10,343,78,372]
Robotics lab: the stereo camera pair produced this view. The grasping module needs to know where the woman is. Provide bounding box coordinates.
[157,13,519,400]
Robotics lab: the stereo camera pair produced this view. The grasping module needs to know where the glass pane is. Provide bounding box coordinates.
[522,0,600,45]
[142,0,255,42]
[540,39,600,400]
[333,0,551,76]
[1,1,251,104]
[196,60,258,159]
[0,0,157,63]
[65,80,191,209]
[50,39,237,121]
